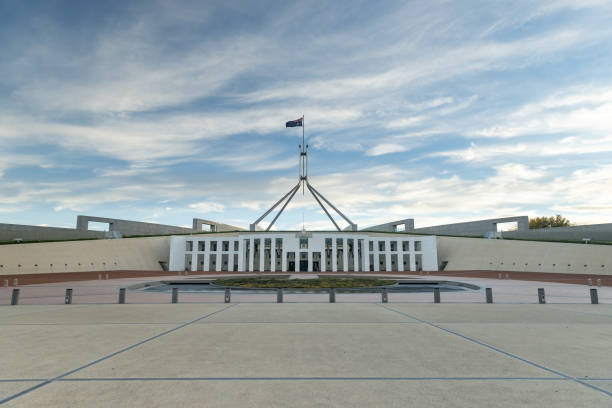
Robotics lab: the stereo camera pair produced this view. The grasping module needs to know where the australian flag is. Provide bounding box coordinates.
[286,117,303,127]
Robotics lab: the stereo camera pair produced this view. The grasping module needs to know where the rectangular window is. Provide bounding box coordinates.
[378,241,386,252]
[185,241,193,251]
[390,241,397,252]
[402,241,410,251]
[210,241,218,252]
[276,238,283,249]
[325,238,332,249]
[414,241,422,251]
[369,241,374,251]
[234,241,239,251]
[336,238,343,248]
[222,241,229,251]
[265,238,272,249]
[198,241,205,251]
[300,237,308,249]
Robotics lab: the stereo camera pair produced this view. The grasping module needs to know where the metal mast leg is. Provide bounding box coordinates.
[251,115,357,232]
[307,183,340,231]
[266,183,300,231]
[308,182,357,231]
[250,183,300,231]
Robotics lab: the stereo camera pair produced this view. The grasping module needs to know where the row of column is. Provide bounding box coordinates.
[187,238,422,272]
[247,237,282,272]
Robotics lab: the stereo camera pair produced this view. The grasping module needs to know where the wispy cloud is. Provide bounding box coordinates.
[188,201,225,213]
[1,1,612,228]
[366,143,412,156]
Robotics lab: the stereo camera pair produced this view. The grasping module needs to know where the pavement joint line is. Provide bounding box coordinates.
[0,305,91,318]
[379,304,612,398]
[54,376,571,382]
[546,306,612,319]
[0,322,187,326]
[196,321,423,324]
[0,303,237,406]
[0,380,45,383]
[0,322,424,326]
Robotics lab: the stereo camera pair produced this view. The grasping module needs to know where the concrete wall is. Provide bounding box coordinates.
[362,219,415,232]
[76,215,193,236]
[415,216,529,236]
[192,218,246,232]
[437,236,612,275]
[0,223,106,242]
[0,236,170,275]
[503,223,612,242]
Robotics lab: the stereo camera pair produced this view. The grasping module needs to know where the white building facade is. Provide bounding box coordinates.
[169,232,438,272]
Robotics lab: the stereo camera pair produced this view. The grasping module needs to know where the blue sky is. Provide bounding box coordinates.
[1,0,612,231]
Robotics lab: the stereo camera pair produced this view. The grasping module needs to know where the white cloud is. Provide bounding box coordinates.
[238,201,262,211]
[366,143,412,156]
[188,201,225,213]
[473,87,612,139]
[385,116,425,129]
[2,1,612,229]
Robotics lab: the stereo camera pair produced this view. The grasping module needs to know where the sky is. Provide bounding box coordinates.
[1,0,612,231]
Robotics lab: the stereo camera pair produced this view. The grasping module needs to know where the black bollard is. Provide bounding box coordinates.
[277,288,283,303]
[329,288,336,303]
[172,287,179,304]
[11,288,20,305]
[224,288,231,303]
[65,288,73,304]
[118,288,126,304]
[433,287,441,303]
[381,288,388,303]
[485,288,493,304]
[590,288,599,304]
[538,288,546,304]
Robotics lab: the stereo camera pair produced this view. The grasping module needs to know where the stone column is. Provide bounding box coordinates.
[353,241,359,272]
[362,239,369,272]
[248,238,254,272]
[385,242,391,272]
[321,243,326,272]
[204,242,210,271]
[270,237,276,272]
[191,253,197,272]
[308,251,313,272]
[238,239,245,272]
[259,239,265,272]
[370,240,375,272]
[216,242,222,272]
[343,238,348,272]
[281,244,287,272]
[331,238,337,272]
[228,245,235,272]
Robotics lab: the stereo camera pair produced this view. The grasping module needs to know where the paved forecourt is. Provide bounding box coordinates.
[1,303,611,407]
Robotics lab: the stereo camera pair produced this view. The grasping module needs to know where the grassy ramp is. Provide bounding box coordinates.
[212,276,396,289]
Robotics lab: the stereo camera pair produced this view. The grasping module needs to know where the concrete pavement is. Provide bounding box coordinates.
[1,302,611,407]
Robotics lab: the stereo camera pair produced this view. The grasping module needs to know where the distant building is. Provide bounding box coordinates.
[170,232,438,273]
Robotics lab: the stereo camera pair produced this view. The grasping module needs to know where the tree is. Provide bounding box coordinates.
[529,215,571,229]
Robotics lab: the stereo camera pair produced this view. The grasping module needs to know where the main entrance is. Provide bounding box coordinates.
[299,252,308,271]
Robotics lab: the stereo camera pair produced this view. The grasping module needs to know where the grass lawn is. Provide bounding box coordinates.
[212,276,396,289]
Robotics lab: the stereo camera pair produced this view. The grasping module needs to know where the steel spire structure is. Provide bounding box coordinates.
[249,116,358,232]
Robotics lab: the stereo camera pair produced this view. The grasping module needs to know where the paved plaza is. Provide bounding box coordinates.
[1,281,612,407]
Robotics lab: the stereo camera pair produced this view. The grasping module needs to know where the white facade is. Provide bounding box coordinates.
[169,232,438,272]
